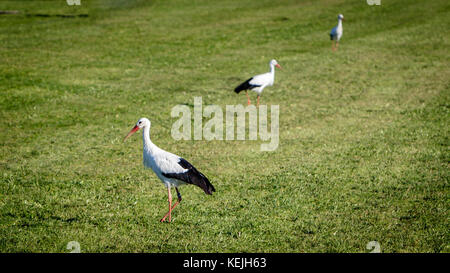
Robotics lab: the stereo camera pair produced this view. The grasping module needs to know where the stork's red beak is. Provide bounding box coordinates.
[276,64,282,69]
[124,125,140,142]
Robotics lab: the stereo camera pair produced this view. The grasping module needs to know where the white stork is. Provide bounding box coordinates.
[234,59,282,106]
[330,14,344,51]
[124,118,215,223]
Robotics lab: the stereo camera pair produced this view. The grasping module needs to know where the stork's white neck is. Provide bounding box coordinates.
[142,125,156,154]
[270,64,276,74]
[337,19,343,27]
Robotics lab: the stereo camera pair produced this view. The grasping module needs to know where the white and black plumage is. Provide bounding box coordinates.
[124,117,215,222]
[234,59,282,106]
[330,14,344,51]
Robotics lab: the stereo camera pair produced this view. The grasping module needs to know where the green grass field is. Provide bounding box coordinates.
[0,0,449,253]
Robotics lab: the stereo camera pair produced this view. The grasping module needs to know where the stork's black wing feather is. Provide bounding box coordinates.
[234,77,261,93]
[161,158,215,195]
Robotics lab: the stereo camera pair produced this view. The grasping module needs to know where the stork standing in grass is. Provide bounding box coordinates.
[234,59,282,106]
[330,14,344,51]
[124,118,215,223]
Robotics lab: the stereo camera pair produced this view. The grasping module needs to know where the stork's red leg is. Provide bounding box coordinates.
[169,188,182,212]
[256,95,260,107]
[246,91,251,105]
[160,187,182,223]
[160,187,173,222]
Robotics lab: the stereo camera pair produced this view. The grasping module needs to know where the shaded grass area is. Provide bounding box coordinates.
[0,0,449,252]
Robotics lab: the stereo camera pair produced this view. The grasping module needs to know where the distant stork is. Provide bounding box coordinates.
[124,118,215,223]
[330,14,344,51]
[234,59,282,106]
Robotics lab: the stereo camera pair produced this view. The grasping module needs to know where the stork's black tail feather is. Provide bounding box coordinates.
[162,158,216,195]
[234,77,253,94]
[193,170,216,195]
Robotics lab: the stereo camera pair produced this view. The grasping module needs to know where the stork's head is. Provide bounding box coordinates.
[338,14,344,20]
[124,118,150,142]
[270,59,282,69]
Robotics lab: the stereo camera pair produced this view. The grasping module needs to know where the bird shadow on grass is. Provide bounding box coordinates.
[26,13,89,18]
